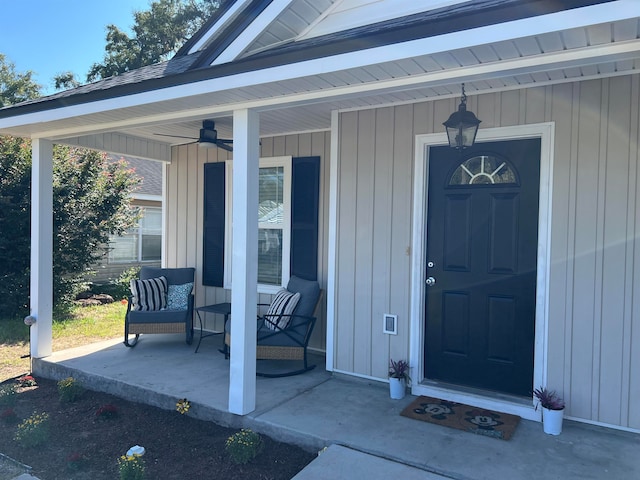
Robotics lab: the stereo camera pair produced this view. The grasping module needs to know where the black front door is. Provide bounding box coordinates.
[424,138,540,397]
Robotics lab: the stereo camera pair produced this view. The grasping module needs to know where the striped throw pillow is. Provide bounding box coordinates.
[130,276,168,311]
[264,288,301,330]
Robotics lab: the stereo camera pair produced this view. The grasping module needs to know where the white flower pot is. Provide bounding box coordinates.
[543,407,564,435]
[389,377,406,399]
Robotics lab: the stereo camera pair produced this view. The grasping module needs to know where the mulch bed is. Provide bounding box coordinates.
[0,376,315,479]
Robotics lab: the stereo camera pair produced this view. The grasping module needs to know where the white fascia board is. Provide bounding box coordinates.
[187,0,254,55]
[10,42,640,142]
[2,0,637,137]
[213,0,296,65]
[29,38,640,142]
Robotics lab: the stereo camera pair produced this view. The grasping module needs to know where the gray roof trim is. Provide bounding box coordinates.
[0,0,616,121]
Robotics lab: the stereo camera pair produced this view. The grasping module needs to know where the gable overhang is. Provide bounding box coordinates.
[0,0,638,151]
[187,0,274,68]
[178,0,244,55]
[203,0,295,66]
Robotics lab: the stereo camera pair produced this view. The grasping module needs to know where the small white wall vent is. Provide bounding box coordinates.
[383,314,398,335]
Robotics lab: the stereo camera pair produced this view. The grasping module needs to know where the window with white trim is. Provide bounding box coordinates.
[202,155,319,290]
[224,156,292,293]
[108,206,162,263]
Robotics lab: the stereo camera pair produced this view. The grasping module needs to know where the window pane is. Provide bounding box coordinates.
[140,207,162,261]
[141,207,162,234]
[449,155,517,186]
[259,167,284,226]
[141,235,161,261]
[258,166,284,285]
[109,231,138,262]
[258,228,282,285]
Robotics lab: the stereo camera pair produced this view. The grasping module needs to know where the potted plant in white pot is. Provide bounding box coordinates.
[534,387,565,435]
[388,359,411,400]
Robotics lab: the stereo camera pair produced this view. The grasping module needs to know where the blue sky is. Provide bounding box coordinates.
[0,0,151,94]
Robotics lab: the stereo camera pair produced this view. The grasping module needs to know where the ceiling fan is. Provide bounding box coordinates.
[154,120,233,151]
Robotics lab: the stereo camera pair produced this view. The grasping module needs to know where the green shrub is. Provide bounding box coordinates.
[0,384,17,407]
[14,412,50,447]
[93,267,140,300]
[57,377,83,403]
[225,429,263,464]
[118,454,145,480]
[0,138,140,317]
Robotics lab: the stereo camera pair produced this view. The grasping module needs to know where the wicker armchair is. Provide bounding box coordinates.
[124,267,195,347]
[225,276,321,377]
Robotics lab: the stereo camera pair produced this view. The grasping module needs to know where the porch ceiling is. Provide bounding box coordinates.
[2,16,640,155]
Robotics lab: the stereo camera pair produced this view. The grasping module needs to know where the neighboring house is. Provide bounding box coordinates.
[1,0,639,431]
[92,155,163,285]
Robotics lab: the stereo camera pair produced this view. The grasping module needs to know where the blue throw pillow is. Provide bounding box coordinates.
[166,282,193,311]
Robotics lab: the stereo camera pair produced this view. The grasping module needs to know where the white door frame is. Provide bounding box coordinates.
[409,123,555,422]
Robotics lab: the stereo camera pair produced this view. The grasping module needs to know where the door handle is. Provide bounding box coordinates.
[426,276,436,286]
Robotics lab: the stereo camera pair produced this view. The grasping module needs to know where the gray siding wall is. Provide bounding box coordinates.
[335,76,640,429]
[63,133,171,162]
[165,132,331,351]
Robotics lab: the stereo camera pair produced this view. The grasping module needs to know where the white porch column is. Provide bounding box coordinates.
[30,139,54,358]
[229,109,259,415]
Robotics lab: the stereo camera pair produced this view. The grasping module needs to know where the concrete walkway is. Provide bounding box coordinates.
[31,336,640,480]
[293,445,449,479]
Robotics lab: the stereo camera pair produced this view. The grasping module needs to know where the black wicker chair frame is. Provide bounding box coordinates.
[124,267,195,348]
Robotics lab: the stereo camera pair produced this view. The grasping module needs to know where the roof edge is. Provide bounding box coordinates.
[0,0,621,122]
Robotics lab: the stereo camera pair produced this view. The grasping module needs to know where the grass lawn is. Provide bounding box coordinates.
[0,302,127,382]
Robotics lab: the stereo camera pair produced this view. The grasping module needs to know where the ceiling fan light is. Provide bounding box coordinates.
[198,141,216,148]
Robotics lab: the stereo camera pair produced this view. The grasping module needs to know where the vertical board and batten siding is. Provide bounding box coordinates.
[335,105,414,377]
[64,133,171,162]
[335,76,639,429]
[166,143,232,333]
[165,131,330,351]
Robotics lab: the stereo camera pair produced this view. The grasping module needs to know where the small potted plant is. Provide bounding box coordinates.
[388,359,411,400]
[533,386,565,435]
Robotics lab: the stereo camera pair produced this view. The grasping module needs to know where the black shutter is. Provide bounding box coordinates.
[202,162,225,287]
[290,156,320,281]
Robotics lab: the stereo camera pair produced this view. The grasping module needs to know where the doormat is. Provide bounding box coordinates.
[400,396,520,440]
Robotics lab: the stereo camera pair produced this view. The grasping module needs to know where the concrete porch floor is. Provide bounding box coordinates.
[32,334,640,480]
